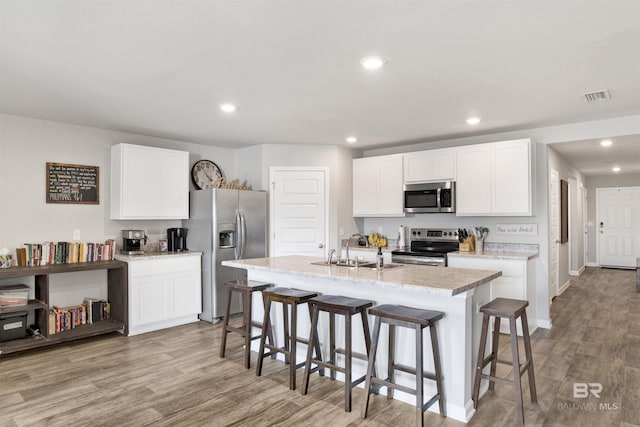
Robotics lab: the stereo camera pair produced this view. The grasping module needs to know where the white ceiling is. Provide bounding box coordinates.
[1,1,639,175]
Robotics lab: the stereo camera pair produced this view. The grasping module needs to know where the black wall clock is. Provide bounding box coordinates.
[191,160,224,189]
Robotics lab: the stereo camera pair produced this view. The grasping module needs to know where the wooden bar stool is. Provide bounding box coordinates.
[256,287,323,390]
[301,295,374,412]
[219,280,276,369]
[362,304,445,427]
[472,298,537,426]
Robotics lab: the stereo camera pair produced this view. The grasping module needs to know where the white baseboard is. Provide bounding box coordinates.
[537,319,552,329]
[569,266,585,276]
[586,262,599,267]
[558,279,571,295]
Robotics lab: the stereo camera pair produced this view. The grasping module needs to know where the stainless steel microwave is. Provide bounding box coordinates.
[403,181,456,213]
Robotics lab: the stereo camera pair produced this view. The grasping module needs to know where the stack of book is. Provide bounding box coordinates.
[48,298,110,335]
[16,239,116,267]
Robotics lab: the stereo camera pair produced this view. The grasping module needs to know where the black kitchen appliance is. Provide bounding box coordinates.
[121,230,146,255]
[403,181,456,213]
[167,227,188,252]
[391,228,459,266]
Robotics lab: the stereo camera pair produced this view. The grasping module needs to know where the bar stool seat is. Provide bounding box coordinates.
[362,304,445,427]
[219,280,275,369]
[472,298,537,426]
[301,295,374,412]
[256,287,323,390]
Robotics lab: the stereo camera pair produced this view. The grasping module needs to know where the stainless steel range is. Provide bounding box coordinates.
[391,228,460,267]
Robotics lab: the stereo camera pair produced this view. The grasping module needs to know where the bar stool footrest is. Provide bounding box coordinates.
[481,373,516,385]
[392,362,439,382]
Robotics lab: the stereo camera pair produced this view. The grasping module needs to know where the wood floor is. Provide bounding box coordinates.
[1,267,638,426]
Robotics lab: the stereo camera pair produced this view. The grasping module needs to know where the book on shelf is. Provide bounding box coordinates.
[15,239,118,267]
[49,304,87,334]
[82,297,110,324]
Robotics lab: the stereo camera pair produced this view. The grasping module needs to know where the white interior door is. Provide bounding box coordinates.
[549,169,560,302]
[597,187,640,268]
[270,168,328,257]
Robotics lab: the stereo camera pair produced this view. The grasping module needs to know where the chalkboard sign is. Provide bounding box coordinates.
[46,162,100,204]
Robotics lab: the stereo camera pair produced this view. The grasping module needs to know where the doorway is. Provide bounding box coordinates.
[269,167,329,257]
[597,186,640,268]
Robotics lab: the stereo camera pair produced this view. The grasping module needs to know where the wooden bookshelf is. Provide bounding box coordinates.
[0,260,128,356]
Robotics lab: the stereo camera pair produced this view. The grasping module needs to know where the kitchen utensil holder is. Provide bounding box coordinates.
[476,239,484,253]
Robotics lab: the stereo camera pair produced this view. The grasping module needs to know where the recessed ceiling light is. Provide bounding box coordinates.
[600,139,612,147]
[219,103,237,113]
[360,56,386,70]
[346,136,357,144]
[612,166,621,172]
[466,117,481,125]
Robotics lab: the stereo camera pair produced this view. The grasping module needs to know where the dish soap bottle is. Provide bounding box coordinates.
[376,246,384,269]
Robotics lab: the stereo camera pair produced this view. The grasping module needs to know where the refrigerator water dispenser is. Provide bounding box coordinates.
[218,223,236,248]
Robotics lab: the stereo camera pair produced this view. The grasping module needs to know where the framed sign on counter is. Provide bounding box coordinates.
[46,162,99,204]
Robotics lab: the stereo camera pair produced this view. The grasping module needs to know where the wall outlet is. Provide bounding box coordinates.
[73,229,81,240]
[377,226,383,235]
[339,226,344,236]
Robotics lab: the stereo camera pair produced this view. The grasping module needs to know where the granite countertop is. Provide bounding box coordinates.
[114,251,202,261]
[222,255,501,296]
[448,250,539,261]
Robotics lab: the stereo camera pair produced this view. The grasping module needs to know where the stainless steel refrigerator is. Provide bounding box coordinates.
[183,188,267,322]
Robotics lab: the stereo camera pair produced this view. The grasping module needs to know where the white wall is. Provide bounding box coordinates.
[0,113,235,251]
[584,173,640,265]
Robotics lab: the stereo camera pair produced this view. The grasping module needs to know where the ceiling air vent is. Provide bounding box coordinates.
[583,89,611,103]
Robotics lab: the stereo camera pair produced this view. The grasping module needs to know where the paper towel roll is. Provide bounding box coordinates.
[398,225,406,248]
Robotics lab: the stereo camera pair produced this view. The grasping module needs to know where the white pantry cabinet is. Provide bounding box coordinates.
[456,139,533,216]
[110,143,189,219]
[353,155,404,217]
[403,148,456,183]
[119,253,202,336]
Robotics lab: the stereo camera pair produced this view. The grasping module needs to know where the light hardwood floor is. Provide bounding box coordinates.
[1,267,638,426]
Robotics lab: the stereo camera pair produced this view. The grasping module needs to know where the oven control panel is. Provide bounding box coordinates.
[410,228,459,241]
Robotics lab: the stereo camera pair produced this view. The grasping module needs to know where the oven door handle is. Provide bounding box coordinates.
[391,255,446,266]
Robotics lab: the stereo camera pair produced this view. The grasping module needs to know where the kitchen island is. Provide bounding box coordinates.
[222,255,501,422]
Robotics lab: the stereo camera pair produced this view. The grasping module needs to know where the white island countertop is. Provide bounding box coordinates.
[222,255,500,296]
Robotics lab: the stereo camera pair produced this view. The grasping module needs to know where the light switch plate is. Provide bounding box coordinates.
[73,229,81,240]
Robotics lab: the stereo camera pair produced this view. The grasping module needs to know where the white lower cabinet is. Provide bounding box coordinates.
[121,254,202,336]
[448,255,536,335]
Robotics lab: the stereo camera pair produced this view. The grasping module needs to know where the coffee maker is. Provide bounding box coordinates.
[121,230,147,255]
[167,228,188,252]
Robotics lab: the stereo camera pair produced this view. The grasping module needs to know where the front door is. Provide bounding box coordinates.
[270,168,328,257]
[597,187,640,268]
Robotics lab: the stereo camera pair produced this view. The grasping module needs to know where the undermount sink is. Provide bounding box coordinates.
[310,260,402,269]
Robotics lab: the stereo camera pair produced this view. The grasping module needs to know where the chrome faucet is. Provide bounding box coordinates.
[345,233,364,266]
[327,249,336,265]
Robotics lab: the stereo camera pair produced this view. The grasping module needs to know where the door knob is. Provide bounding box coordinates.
[318,243,324,248]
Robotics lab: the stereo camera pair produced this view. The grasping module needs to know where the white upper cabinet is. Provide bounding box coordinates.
[353,155,404,217]
[111,143,189,219]
[403,148,456,183]
[456,139,533,216]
